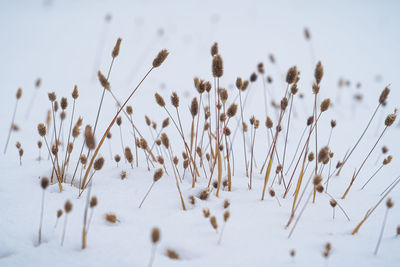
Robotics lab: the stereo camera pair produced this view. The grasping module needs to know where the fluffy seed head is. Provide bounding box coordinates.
[190,97,199,117]
[318,146,330,163]
[308,152,315,162]
[152,49,169,68]
[124,147,133,163]
[48,92,56,102]
[313,175,322,186]
[84,125,96,150]
[236,77,243,90]
[227,103,238,118]
[219,89,228,103]
[61,97,68,110]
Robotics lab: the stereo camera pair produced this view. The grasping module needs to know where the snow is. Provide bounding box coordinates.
[0,0,400,266]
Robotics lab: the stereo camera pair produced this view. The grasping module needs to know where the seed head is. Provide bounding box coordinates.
[382,146,388,154]
[97,71,110,90]
[16,88,22,99]
[41,177,49,189]
[152,49,169,68]
[316,184,324,193]
[210,216,218,230]
[320,98,331,112]
[379,86,390,105]
[199,189,209,200]
[72,85,79,99]
[308,152,315,162]
[250,72,257,83]
[313,175,322,186]
[64,200,72,213]
[166,249,179,260]
[35,78,41,88]
[124,147,133,164]
[257,62,264,74]
[120,171,127,180]
[212,54,223,78]
[37,140,42,148]
[171,92,179,107]
[227,103,237,118]
[330,199,337,208]
[90,196,98,208]
[307,116,314,126]
[112,37,122,58]
[203,208,210,218]
[48,92,56,102]
[114,154,121,163]
[312,83,320,94]
[331,120,336,128]
[266,117,273,128]
[219,88,228,103]
[57,209,63,218]
[126,105,133,115]
[281,97,288,110]
[105,213,117,223]
[161,133,169,149]
[236,77,243,90]
[314,61,324,84]
[61,97,68,110]
[94,157,104,171]
[116,116,122,126]
[386,198,394,209]
[67,142,73,153]
[151,228,160,244]
[286,66,298,84]
[84,125,96,150]
[155,93,166,107]
[80,155,87,165]
[211,42,218,56]
[224,211,230,222]
[318,146,330,163]
[190,97,199,117]
[153,168,164,182]
[384,110,397,126]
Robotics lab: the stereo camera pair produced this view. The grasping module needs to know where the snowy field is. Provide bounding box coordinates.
[1,0,400,266]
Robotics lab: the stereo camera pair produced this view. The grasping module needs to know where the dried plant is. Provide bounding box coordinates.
[61,200,72,246]
[4,88,22,154]
[148,227,161,267]
[139,168,164,208]
[374,198,394,255]
[38,177,49,245]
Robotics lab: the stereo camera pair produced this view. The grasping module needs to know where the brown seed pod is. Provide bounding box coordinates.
[151,228,160,244]
[80,155,87,165]
[199,189,209,200]
[286,66,298,84]
[269,188,276,197]
[35,78,41,88]
[316,184,324,193]
[120,171,127,180]
[203,208,210,218]
[37,140,42,148]
[224,199,230,209]
[94,157,104,171]
[314,61,324,84]
[97,71,110,90]
[257,62,264,74]
[72,85,79,99]
[330,199,337,208]
[242,80,249,91]
[227,104,238,118]
[382,146,388,154]
[281,97,288,110]
[51,144,58,155]
[212,54,223,78]
[242,122,248,132]
[224,211,230,222]
[210,216,218,230]
[379,86,390,105]
[84,125,96,150]
[64,200,73,213]
[290,84,298,95]
[116,116,122,126]
[90,196,98,208]
[112,37,122,58]
[37,123,47,137]
[16,142,21,149]
[61,97,68,110]
[41,177,49,189]
[124,147,133,164]
[152,49,169,68]
[384,111,397,126]
[171,92,179,108]
[57,209,63,218]
[386,198,394,209]
[67,142,73,153]
[54,101,59,112]
[331,120,336,128]
[266,117,273,128]
[223,127,231,136]
[190,97,199,117]
[105,213,117,223]
[383,155,392,165]
[313,175,322,186]
[250,72,257,83]
[155,93,166,107]
[211,42,218,56]
[320,99,331,112]
[308,152,315,162]
[114,154,121,163]
[204,81,212,92]
[236,77,243,90]
[60,111,66,121]
[166,249,179,260]
[161,133,169,149]
[318,146,330,163]
[219,88,228,103]
[307,116,314,126]
[48,92,56,102]
[126,105,133,115]
[312,83,320,94]
[290,249,296,257]
[153,168,164,182]
[304,28,311,40]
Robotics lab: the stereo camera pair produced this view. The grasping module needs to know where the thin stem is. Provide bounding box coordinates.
[3,99,18,154]
[374,208,389,255]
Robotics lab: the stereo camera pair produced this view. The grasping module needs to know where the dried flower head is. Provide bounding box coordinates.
[384,110,397,126]
[224,199,230,209]
[379,86,390,105]
[318,146,330,163]
[152,49,169,68]
[94,157,105,171]
[227,104,238,118]
[212,54,223,78]
[153,168,164,182]
[41,177,49,189]
[224,211,230,222]
[203,208,210,218]
[112,37,122,58]
[124,147,133,164]
[266,117,273,128]
[250,72,257,83]
[98,71,110,90]
[161,133,169,149]
[120,171,127,180]
[304,28,311,39]
[116,116,122,126]
[105,213,117,223]
[313,175,322,186]
[257,62,264,74]
[331,120,336,128]
[48,92,56,102]
[382,146,388,154]
[219,89,228,103]
[383,155,392,165]
[386,198,394,209]
[84,125,96,150]
[210,216,218,230]
[190,97,199,117]
[155,93,166,107]
[126,105,133,115]
[166,249,179,260]
[80,155,87,165]
[171,92,179,108]
[37,140,42,148]
[72,85,79,99]
[286,66,298,84]
[114,154,121,163]
[236,77,243,90]
[64,200,72,213]
[57,209,63,218]
[151,228,160,244]
[199,189,209,200]
[330,199,337,208]
[269,188,276,197]
[320,99,331,112]
[211,42,218,56]
[314,61,324,84]
[90,196,98,208]
[61,97,68,110]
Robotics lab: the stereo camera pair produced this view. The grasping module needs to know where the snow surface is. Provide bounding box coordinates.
[1,0,400,266]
